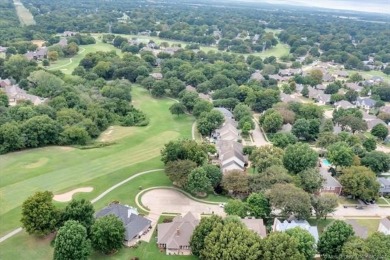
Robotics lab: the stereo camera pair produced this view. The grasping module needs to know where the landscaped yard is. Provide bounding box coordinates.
[0,86,194,238]
[346,218,380,235]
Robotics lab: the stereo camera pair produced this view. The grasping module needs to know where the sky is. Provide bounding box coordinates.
[240,0,390,14]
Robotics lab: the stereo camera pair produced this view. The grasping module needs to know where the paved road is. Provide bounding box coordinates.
[332,204,390,218]
[251,118,270,147]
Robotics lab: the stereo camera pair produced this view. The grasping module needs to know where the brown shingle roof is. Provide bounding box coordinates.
[241,218,267,238]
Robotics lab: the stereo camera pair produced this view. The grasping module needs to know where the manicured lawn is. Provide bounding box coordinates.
[377,197,390,205]
[307,218,334,234]
[346,218,380,235]
[13,0,36,26]
[338,196,359,205]
[0,86,194,237]
[248,43,290,59]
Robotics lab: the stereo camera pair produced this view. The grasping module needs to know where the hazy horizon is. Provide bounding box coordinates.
[236,0,390,14]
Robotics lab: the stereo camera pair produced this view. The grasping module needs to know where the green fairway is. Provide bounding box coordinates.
[13,0,36,26]
[47,40,121,74]
[0,86,193,237]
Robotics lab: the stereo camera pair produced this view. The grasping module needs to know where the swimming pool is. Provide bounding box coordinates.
[322,158,331,167]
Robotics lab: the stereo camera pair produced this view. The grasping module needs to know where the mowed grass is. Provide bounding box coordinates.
[47,40,121,74]
[347,218,380,235]
[0,86,194,236]
[13,0,36,26]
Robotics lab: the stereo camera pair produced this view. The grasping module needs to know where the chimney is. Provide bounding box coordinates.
[175,228,180,236]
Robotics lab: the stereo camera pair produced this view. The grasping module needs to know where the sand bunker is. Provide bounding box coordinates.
[53,187,94,202]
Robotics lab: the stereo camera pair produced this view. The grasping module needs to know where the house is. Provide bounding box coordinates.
[273,218,319,243]
[334,70,349,78]
[307,87,322,99]
[345,83,363,92]
[216,121,240,141]
[378,177,390,196]
[199,93,212,102]
[150,73,163,80]
[215,107,234,120]
[319,167,343,195]
[62,31,78,37]
[380,106,390,114]
[367,118,387,131]
[322,74,335,82]
[280,93,296,103]
[316,93,331,105]
[355,97,376,110]
[185,85,197,93]
[268,74,283,81]
[216,140,247,173]
[95,203,152,246]
[3,84,47,106]
[371,76,384,83]
[378,217,390,235]
[345,219,368,239]
[315,84,326,90]
[334,100,354,110]
[57,38,68,47]
[0,78,12,87]
[240,218,267,238]
[157,212,200,255]
[24,47,48,61]
[161,47,181,55]
[362,112,377,121]
[250,70,264,81]
[280,123,292,133]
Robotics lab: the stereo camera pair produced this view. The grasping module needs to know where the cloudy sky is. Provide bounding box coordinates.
[242,0,390,14]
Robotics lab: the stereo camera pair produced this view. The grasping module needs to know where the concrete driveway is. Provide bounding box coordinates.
[141,189,226,216]
[251,118,270,147]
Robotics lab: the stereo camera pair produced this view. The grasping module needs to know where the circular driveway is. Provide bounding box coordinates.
[141,188,226,216]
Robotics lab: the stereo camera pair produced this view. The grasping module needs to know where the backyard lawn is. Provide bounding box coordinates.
[0,86,193,237]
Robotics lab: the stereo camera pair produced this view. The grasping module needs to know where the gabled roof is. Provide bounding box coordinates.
[367,118,386,130]
[345,219,368,239]
[380,106,390,114]
[334,100,354,109]
[157,212,200,249]
[380,217,390,230]
[250,70,264,81]
[316,93,331,103]
[214,107,233,119]
[273,218,319,242]
[241,218,267,238]
[345,83,363,92]
[356,97,376,107]
[96,204,151,241]
[378,177,390,193]
[320,168,342,188]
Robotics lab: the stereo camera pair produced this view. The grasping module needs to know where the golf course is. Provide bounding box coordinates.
[0,85,197,258]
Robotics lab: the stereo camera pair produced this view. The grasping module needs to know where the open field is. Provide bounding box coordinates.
[0,86,194,237]
[13,0,35,26]
[47,40,121,74]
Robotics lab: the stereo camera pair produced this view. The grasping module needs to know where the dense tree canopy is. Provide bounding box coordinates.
[283,143,318,174]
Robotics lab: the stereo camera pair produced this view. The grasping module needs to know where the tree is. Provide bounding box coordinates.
[21,191,59,236]
[301,85,309,97]
[233,103,252,121]
[224,199,248,217]
[337,115,367,133]
[249,145,284,173]
[311,194,338,220]
[54,220,91,260]
[48,50,59,61]
[190,215,223,257]
[361,151,390,174]
[292,118,320,141]
[161,139,208,165]
[285,227,316,260]
[298,168,324,193]
[186,168,212,195]
[28,70,64,98]
[339,166,380,200]
[201,164,222,188]
[262,232,303,260]
[91,215,125,255]
[22,115,61,148]
[308,69,323,86]
[371,123,389,140]
[327,142,354,169]
[340,237,369,260]
[283,143,318,174]
[222,170,249,196]
[60,126,90,145]
[169,103,186,116]
[201,221,263,260]
[271,132,297,148]
[193,100,213,118]
[246,192,271,218]
[317,220,354,260]
[180,91,199,112]
[61,199,94,233]
[268,184,312,219]
[261,111,283,133]
[249,165,293,192]
[165,159,198,187]
[365,232,390,259]
[363,137,377,152]
[0,122,24,154]
[197,110,224,136]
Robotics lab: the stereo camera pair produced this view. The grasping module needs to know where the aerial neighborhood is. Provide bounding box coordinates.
[0,0,390,259]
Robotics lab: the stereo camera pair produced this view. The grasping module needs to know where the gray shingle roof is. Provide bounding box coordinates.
[95,204,151,241]
[241,218,267,238]
[345,219,368,239]
[273,218,319,242]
